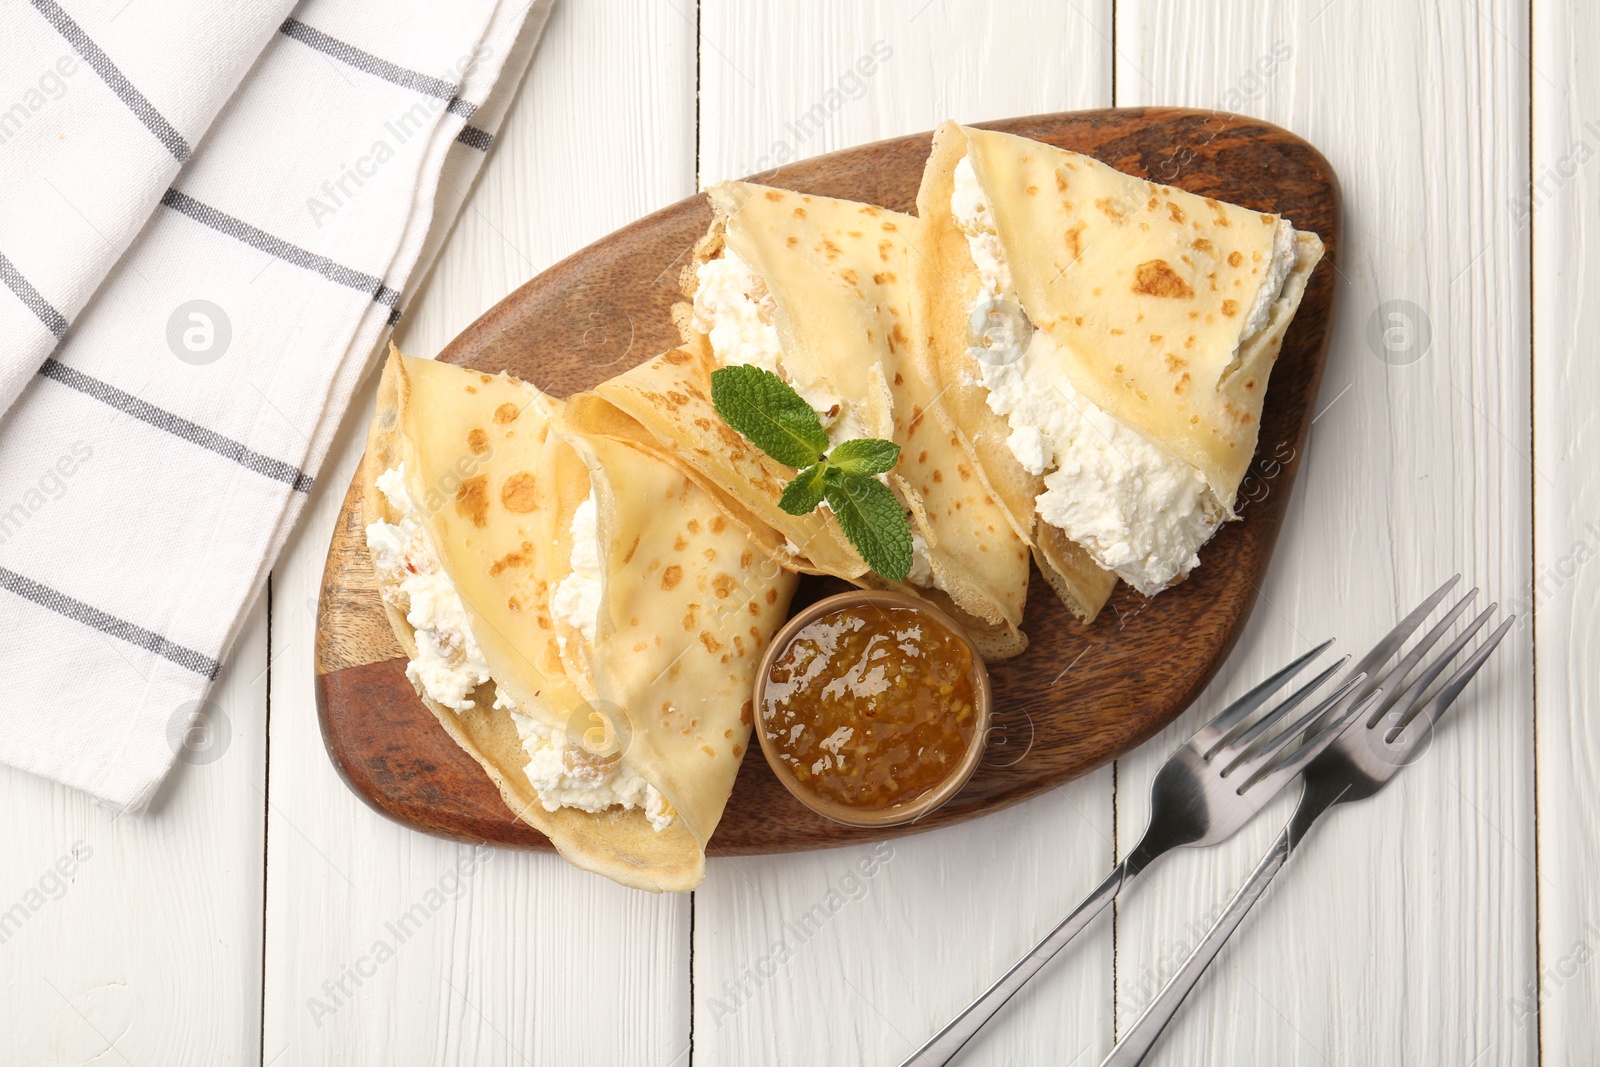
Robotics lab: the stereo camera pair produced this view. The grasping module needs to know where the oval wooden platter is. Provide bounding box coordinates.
[316,107,1341,855]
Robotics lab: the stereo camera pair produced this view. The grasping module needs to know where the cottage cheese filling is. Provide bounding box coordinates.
[367,468,673,831]
[550,493,603,645]
[366,465,496,710]
[692,247,943,590]
[509,712,676,832]
[949,154,1294,595]
[1243,217,1298,340]
[691,249,866,445]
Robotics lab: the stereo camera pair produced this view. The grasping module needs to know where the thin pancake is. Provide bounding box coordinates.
[958,124,1325,507]
[916,123,1117,619]
[565,345,863,577]
[364,349,795,891]
[695,181,1032,656]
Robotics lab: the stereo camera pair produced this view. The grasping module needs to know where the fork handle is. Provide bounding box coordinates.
[900,860,1132,1067]
[1100,830,1293,1067]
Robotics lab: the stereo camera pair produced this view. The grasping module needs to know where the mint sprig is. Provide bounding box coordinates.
[709,364,829,469]
[710,365,913,583]
[827,438,902,477]
[820,466,913,582]
[778,463,827,515]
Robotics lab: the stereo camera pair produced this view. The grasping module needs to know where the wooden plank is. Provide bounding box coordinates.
[0,600,267,1065]
[1532,0,1600,1060]
[692,2,1117,1063]
[260,3,698,1063]
[1112,2,1534,1062]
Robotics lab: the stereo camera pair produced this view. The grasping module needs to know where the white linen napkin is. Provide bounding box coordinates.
[0,0,556,808]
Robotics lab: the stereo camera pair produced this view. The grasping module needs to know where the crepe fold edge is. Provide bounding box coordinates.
[675,182,1040,657]
[915,121,1117,623]
[958,123,1326,510]
[549,426,798,860]
[566,345,867,578]
[361,348,714,893]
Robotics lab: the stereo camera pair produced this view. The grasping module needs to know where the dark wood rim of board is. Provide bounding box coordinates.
[315,106,1342,856]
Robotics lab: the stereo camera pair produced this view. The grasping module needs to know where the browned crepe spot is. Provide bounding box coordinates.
[1133,260,1195,299]
[455,476,490,527]
[489,541,534,577]
[500,471,539,513]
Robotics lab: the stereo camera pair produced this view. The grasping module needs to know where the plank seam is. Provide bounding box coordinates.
[1110,758,1120,1044]
[259,575,274,1066]
[1527,0,1542,1059]
[1109,0,1121,1049]
[690,5,702,1064]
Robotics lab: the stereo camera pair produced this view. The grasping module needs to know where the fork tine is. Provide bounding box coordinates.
[1196,640,1335,750]
[1223,671,1366,780]
[1363,589,1479,724]
[1348,576,1462,698]
[1209,657,1349,761]
[1249,687,1388,791]
[1384,604,1500,734]
[1399,614,1515,738]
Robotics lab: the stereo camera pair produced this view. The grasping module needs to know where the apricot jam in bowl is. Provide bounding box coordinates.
[752,590,992,828]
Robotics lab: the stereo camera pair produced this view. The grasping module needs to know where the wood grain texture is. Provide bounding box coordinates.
[262,3,697,1065]
[0,601,267,1065]
[1533,0,1600,1061]
[1114,2,1535,1063]
[314,108,1341,861]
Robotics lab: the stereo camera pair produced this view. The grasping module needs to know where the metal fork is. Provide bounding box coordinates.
[900,642,1384,1066]
[1103,576,1514,1066]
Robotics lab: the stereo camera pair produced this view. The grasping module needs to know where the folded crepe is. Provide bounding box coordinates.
[363,349,796,892]
[566,182,1035,657]
[917,122,1325,597]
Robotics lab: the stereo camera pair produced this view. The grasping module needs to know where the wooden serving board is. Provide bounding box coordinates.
[315,107,1341,855]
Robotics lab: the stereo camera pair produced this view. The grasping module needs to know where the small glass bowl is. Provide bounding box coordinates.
[751,590,992,828]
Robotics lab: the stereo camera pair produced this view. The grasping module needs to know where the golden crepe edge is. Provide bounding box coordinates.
[679,181,1046,654]
[362,347,794,892]
[957,123,1326,511]
[696,181,1036,658]
[916,121,1118,622]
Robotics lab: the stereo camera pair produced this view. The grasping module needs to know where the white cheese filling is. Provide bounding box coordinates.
[949,154,1294,595]
[366,468,672,832]
[508,711,675,832]
[979,338,1223,596]
[691,249,867,445]
[692,246,944,590]
[1243,217,1298,340]
[549,493,603,645]
[366,464,494,710]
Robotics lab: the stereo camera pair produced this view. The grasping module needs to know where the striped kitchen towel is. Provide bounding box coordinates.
[0,0,555,808]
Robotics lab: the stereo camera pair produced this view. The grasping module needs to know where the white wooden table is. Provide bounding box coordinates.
[3,0,1591,1063]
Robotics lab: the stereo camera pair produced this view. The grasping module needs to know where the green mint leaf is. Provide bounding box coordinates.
[710,365,828,469]
[822,469,914,583]
[827,438,902,477]
[778,463,828,515]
